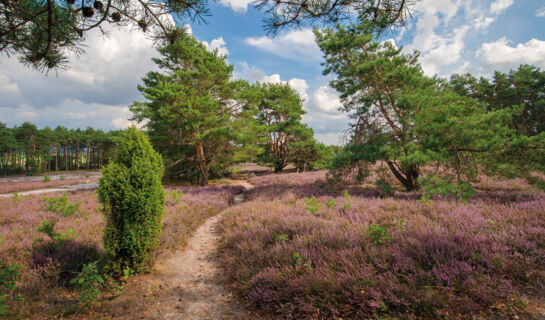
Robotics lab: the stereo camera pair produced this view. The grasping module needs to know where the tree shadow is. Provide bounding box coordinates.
[32,240,102,284]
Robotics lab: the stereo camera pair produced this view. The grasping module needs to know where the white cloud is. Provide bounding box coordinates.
[315,132,346,146]
[287,78,309,103]
[404,0,468,76]
[0,98,136,130]
[473,15,496,30]
[0,74,20,94]
[202,37,229,56]
[490,0,514,15]
[536,6,545,17]
[0,24,161,130]
[307,86,342,113]
[217,0,253,13]
[418,25,469,76]
[16,111,39,119]
[245,29,322,64]
[477,37,545,71]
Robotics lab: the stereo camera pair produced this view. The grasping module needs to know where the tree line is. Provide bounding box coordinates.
[0,122,122,176]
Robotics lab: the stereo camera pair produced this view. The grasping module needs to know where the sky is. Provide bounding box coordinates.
[1,0,545,145]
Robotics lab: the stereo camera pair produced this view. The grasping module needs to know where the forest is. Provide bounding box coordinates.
[1,0,545,319]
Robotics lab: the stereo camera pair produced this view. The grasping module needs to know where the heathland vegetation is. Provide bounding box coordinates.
[1,1,545,319]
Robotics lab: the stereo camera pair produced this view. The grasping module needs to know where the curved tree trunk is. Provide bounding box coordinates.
[386,160,419,191]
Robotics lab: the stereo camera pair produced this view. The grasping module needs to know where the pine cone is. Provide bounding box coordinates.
[93,1,104,11]
[82,6,94,17]
[111,12,121,22]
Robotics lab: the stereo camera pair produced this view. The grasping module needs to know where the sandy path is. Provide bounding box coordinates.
[0,182,99,198]
[99,182,264,320]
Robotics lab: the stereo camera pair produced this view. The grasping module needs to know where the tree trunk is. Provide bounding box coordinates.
[386,160,419,191]
[195,142,208,186]
[86,145,90,170]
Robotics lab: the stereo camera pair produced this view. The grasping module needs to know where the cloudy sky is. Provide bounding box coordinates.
[1,0,545,145]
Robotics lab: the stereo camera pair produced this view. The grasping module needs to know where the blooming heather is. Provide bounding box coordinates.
[0,184,240,317]
[218,171,545,319]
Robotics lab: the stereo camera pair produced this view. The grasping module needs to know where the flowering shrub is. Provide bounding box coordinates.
[218,173,545,319]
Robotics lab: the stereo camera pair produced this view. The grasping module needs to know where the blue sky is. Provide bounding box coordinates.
[1,0,545,145]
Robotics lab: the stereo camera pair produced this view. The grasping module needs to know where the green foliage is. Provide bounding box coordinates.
[42,193,81,216]
[256,83,308,172]
[1,0,209,72]
[122,266,135,280]
[131,31,257,185]
[0,264,22,315]
[420,175,474,202]
[98,127,165,276]
[375,179,393,197]
[304,196,321,214]
[37,220,74,249]
[316,21,545,197]
[527,176,545,191]
[12,192,23,203]
[166,190,185,205]
[292,252,303,263]
[69,261,104,303]
[326,197,335,209]
[275,234,289,243]
[0,121,122,176]
[367,225,391,245]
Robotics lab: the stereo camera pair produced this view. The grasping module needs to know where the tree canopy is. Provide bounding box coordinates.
[131,32,257,185]
[0,0,417,71]
[316,21,545,197]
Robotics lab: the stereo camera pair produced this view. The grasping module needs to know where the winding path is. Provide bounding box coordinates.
[101,181,264,320]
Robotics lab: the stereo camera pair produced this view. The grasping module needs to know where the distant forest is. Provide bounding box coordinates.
[0,122,122,175]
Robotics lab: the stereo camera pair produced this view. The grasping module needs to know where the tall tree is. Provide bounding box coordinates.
[256,83,307,172]
[317,21,545,196]
[131,31,256,185]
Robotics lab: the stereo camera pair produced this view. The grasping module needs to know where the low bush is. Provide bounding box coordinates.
[42,193,81,216]
[0,264,21,315]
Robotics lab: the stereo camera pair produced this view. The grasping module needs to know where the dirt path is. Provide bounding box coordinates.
[99,182,264,320]
[0,182,99,198]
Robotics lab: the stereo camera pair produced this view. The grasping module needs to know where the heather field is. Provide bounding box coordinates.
[0,184,242,318]
[218,170,545,319]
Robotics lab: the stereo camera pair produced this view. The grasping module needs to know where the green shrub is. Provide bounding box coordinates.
[69,261,104,303]
[0,264,22,315]
[12,192,23,203]
[42,193,81,216]
[367,225,391,245]
[304,196,321,214]
[326,197,335,209]
[375,178,393,197]
[98,126,164,276]
[42,175,51,182]
[36,220,74,249]
[60,176,65,181]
